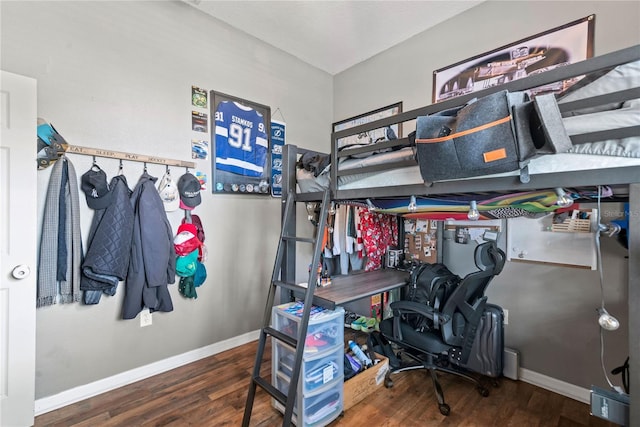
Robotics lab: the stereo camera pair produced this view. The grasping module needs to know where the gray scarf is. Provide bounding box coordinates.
[37,157,82,307]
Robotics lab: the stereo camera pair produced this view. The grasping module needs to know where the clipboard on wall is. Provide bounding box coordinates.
[444,219,502,245]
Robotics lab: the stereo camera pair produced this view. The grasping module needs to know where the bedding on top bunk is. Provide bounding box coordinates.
[560,59,640,157]
[296,147,416,192]
[296,59,640,193]
[297,149,640,192]
[337,153,640,191]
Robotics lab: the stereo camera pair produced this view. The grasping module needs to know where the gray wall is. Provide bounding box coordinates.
[334,1,638,390]
[1,1,329,399]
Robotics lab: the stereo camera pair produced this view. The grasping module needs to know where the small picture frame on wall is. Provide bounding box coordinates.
[432,15,595,103]
[210,91,271,195]
[333,102,403,152]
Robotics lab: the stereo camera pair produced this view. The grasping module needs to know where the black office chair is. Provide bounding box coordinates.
[379,240,506,415]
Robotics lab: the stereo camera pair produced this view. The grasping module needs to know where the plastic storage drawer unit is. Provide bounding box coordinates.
[275,342,343,393]
[273,379,344,427]
[272,302,344,353]
[271,302,344,426]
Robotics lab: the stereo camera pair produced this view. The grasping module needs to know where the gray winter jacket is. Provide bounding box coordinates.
[81,175,134,304]
[123,172,176,319]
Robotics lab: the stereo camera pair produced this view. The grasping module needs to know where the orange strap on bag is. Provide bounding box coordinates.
[415,115,512,144]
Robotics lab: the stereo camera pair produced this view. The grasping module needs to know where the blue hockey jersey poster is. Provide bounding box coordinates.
[210,90,272,195]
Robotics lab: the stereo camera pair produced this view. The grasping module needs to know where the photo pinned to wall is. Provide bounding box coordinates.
[190,86,210,161]
[192,86,208,109]
[333,102,402,152]
[432,15,595,103]
[210,91,271,195]
[270,120,285,197]
[191,139,209,160]
[195,171,207,191]
[455,227,470,244]
[192,111,208,133]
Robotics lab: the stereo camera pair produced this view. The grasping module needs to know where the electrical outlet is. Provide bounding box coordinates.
[503,309,509,325]
[140,309,152,327]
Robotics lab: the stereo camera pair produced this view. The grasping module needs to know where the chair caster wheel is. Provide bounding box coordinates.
[491,379,501,388]
[384,377,394,388]
[439,403,450,416]
[478,386,490,397]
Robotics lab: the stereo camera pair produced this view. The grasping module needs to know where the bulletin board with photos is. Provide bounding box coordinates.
[210,91,272,195]
[404,219,438,264]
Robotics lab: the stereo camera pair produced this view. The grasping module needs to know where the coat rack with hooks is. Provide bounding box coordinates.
[66,144,196,169]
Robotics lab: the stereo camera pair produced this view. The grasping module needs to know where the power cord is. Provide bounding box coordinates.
[594,185,625,395]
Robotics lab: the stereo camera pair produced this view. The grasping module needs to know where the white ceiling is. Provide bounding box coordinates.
[184,1,484,75]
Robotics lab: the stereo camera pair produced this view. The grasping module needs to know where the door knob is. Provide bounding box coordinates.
[12,264,31,279]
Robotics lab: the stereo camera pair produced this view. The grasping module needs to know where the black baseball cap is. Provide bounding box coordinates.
[81,168,113,210]
[178,173,202,208]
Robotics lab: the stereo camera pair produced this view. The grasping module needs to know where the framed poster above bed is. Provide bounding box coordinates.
[210,91,272,195]
[432,15,595,103]
[333,102,403,151]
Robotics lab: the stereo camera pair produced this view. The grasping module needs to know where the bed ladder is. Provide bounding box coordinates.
[242,189,331,427]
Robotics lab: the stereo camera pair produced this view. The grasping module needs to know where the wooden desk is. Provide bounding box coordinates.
[312,269,410,309]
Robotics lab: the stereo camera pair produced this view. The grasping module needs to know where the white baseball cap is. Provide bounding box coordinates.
[158,172,180,212]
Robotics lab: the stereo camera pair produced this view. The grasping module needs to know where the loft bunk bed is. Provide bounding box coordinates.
[290,45,639,202]
[278,44,639,424]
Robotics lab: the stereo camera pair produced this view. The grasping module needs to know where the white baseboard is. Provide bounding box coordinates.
[519,368,590,404]
[34,329,260,416]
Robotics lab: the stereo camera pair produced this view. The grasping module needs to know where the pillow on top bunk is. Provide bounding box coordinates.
[564,98,640,135]
[558,60,640,158]
[296,167,329,193]
[566,98,640,158]
[558,60,640,116]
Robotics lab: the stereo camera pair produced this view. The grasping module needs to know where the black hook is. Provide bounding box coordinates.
[119,159,124,175]
[143,162,148,173]
[91,156,102,171]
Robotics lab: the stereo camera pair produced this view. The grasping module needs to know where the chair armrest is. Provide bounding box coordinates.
[389,301,451,342]
[390,301,451,325]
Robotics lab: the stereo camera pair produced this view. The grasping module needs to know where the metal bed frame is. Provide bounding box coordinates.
[281,44,640,425]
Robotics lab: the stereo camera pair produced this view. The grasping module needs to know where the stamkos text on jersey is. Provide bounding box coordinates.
[232,115,254,128]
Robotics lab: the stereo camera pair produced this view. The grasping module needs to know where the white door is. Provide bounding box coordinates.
[0,71,38,426]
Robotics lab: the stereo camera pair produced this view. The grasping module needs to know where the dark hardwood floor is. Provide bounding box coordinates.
[35,338,616,427]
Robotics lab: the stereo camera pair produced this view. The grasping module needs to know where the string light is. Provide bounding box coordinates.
[597,308,620,331]
[467,200,480,221]
[408,195,417,213]
[595,185,619,332]
[554,188,574,208]
[305,202,318,225]
[366,199,377,211]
